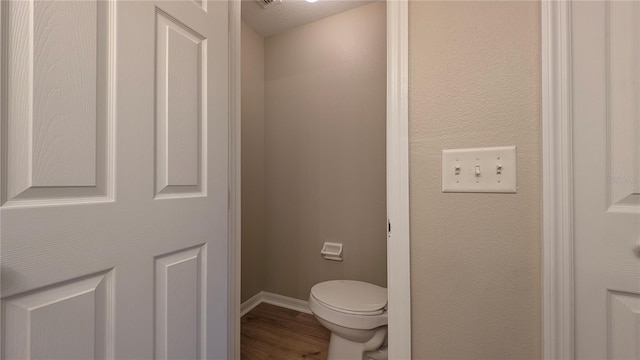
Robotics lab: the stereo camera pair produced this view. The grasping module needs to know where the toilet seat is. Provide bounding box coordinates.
[310,280,387,315]
[312,295,385,316]
[309,280,388,330]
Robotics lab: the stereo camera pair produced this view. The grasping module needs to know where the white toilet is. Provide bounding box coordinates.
[309,280,388,360]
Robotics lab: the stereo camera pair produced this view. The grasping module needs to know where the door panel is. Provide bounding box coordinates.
[606,0,640,211]
[1,0,115,205]
[572,1,640,358]
[3,271,114,359]
[155,246,206,360]
[608,291,640,359]
[1,0,229,359]
[155,9,207,197]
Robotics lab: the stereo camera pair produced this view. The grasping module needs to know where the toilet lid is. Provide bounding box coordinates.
[310,280,387,314]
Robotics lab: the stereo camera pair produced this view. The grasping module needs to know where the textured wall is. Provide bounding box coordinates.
[241,21,266,302]
[263,2,387,300]
[409,1,542,358]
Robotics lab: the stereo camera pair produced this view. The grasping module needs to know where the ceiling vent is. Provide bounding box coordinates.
[256,0,282,9]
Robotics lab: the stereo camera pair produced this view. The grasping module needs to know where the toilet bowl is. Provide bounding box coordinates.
[309,280,388,360]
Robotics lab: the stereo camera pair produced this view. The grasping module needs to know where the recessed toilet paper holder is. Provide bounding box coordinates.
[321,242,343,261]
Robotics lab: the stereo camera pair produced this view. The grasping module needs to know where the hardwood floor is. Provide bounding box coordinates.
[241,303,330,360]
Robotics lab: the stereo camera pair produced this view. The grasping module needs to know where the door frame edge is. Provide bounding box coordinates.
[386,1,412,358]
[228,0,242,358]
[541,1,574,359]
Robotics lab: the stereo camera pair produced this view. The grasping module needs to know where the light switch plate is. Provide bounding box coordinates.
[442,146,517,193]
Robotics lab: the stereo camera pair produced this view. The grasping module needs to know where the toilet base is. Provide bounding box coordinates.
[327,327,387,360]
[364,346,388,360]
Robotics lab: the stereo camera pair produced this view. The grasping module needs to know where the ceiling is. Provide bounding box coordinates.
[241,0,375,38]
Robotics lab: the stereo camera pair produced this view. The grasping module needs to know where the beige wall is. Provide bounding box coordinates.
[409,1,541,358]
[241,21,266,302]
[263,2,387,300]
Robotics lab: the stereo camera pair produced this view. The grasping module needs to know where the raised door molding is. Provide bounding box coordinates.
[2,270,115,359]
[155,245,207,360]
[155,9,207,199]
[0,0,116,208]
[607,291,640,358]
[604,1,640,214]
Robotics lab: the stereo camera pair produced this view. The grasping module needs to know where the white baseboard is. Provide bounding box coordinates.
[240,291,311,317]
[240,291,264,317]
[262,292,311,314]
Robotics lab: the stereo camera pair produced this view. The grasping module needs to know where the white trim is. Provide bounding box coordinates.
[227,0,241,359]
[240,292,312,317]
[541,1,574,360]
[386,1,412,359]
[262,292,312,314]
[240,291,264,317]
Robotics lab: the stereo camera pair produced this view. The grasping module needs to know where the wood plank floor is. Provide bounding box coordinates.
[241,303,330,360]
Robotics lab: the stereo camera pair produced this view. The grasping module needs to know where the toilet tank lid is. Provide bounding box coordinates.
[310,280,387,313]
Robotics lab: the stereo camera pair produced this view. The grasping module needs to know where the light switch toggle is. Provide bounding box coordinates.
[475,166,481,177]
[455,165,461,175]
[496,164,502,175]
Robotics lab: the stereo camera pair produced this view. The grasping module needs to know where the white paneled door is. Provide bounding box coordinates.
[572,1,640,359]
[0,0,229,358]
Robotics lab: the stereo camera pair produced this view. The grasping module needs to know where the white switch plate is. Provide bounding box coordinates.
[442,146,517,193]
